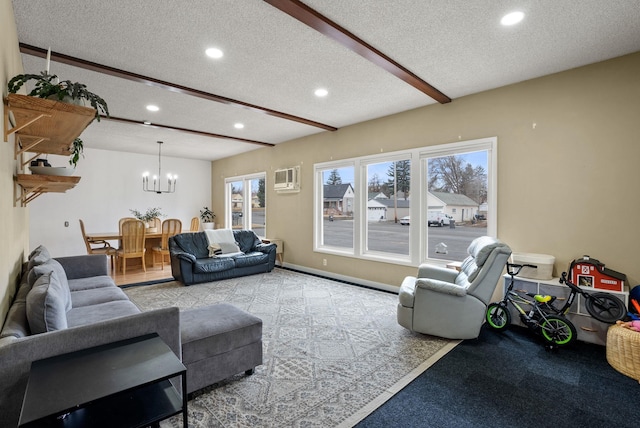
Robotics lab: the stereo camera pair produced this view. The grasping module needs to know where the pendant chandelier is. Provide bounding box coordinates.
[142,141,177,194]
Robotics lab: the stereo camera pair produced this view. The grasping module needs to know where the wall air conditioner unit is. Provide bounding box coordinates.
[274,166,300,192]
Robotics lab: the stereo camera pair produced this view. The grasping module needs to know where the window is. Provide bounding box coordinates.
[425,149,490,261]
[225,173,266,236]
[314,137,496,265]
[316,165,355,251]
[365,159,410,257]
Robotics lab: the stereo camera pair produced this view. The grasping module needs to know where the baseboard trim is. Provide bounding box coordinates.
[119,277,175,288]
[277,263,399,294]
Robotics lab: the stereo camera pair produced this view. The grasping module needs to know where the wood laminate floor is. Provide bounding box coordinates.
[111,263,173,286]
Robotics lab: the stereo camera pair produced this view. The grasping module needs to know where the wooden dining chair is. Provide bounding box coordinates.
[190,217,200,232]
[152,218,182,269]
[118,217,137,249]
[116,219,146,274]
[79,219,116,270]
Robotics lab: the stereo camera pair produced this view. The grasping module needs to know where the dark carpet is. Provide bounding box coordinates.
[357,325,640,428]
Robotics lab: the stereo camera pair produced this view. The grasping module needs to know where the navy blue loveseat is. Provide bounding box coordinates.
[169,230,277,285]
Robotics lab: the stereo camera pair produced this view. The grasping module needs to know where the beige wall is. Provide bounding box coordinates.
[0,0,28,325]
[212,52,640,288]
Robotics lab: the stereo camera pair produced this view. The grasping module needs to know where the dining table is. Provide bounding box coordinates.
[85,231,165,268]
[85,231,163,241]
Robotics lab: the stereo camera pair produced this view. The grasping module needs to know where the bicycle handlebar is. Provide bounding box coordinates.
[506,262,537,276]
[559,272,581,292]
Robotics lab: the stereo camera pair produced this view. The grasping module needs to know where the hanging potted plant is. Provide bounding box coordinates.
[200,207,216,230]
[69,138,84,168]
[8,71,109,173]
[8,72,109,121]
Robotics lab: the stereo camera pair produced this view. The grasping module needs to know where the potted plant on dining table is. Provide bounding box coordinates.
[130,207,166,232]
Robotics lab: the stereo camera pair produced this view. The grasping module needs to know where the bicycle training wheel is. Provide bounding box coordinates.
[585,292,626,324]
[540,315,576,346]
[486,303,511,331]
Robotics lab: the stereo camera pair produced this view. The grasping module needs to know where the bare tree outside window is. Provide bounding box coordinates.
[426,151,488,260]
[315,139,495,264]
[366,160,410,256]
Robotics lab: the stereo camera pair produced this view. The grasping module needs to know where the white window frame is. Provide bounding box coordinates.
[224,172,267,236]
[313,160,356,255]
[314,137,497,266]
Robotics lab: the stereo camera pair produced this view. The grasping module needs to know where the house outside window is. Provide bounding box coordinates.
[225,173,266,237]
[314,137,496,265]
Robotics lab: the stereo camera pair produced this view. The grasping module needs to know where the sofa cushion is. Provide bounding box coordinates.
[66,300,140,328]
[26,271,69,334]
[173,232,210,259]
[68,275,116,292]
[193,257,236,273]
[71,287,130,308]
[233,252,269,268]
[233,230,260,253]
[0,280,34,339]
[27,259,72,311]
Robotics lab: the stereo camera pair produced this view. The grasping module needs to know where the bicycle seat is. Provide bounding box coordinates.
[534,294,555,303]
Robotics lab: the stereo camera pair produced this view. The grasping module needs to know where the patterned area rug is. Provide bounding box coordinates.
[124,269,456,427]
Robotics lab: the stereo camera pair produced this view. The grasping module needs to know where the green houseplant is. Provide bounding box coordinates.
[200,207,216,229]
[130,207,166,224]
[69,138,84,168]
[8,72,110,121]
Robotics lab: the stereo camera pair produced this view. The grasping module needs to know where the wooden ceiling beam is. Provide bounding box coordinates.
[19,43,338,131]
[264,0,451,104]
[104,115,276,147]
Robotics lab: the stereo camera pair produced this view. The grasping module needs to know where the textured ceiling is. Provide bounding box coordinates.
[10,0,640,161]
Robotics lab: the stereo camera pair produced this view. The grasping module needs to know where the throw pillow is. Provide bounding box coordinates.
[208,243,222,257]
[26,271,69,334]
[28,245,51,261]
[26,251,50,272]
[27,259,72,311]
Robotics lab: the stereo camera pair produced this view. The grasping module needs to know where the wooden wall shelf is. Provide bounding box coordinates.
[4,93,95,206]
[15,174,81,206]
[4,93,96,157]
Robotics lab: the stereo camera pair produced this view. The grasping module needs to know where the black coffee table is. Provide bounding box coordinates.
[19,333,187,427]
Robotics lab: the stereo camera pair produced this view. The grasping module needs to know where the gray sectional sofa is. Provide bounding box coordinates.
[170,229,277,285]
[0,246,263,427]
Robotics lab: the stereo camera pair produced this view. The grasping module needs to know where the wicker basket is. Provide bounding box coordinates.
[607,324,640,382]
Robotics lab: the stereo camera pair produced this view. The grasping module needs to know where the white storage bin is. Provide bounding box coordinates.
[510,252,555,280]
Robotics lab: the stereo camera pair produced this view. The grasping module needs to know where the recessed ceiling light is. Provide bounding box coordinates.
[143,121,151,125]
[205,47,224,59]
[234,123,245,129]
[314,88,328,97]
[146,105,159,112]
[501,11,524,26]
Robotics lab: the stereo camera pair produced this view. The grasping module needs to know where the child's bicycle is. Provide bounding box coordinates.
[485,263,577,348]
[555,272,626,323]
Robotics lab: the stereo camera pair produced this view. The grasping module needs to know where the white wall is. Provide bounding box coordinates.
[29,147,211,256]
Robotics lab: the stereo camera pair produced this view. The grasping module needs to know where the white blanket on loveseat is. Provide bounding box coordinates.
[204,229,242,257]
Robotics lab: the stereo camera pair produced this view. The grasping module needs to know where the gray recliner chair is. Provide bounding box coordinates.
[397,236,512,340]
